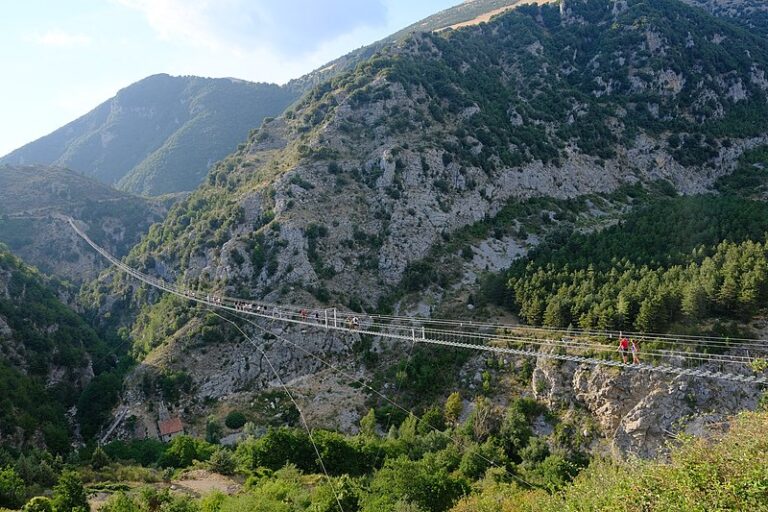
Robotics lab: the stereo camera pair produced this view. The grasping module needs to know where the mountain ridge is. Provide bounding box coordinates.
[1,1,542,198]
[1,74,295,196]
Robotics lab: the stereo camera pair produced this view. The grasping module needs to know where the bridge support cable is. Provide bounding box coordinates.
[220,309,537,489]
[67,217,768,385]
[210,311,345,512]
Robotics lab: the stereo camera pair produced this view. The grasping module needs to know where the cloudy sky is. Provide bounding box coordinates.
[0,0,458,156]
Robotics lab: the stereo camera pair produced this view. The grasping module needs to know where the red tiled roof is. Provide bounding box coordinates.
[158,417,184,436]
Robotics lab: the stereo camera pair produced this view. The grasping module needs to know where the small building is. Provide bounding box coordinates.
[158,417,184,442]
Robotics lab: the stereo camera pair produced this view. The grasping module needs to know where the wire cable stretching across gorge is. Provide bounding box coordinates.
[211,311,345,512]
[221,308,537,489]
[67,217,768,385]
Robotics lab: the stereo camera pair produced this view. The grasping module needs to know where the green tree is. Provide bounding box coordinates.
[418,406,446,435]
[207,448,236,476]
[51,471,89,512]
[360,408,377,438]
[205,417,222,444]
[0,466,26,509]
[90,446,111,470]
[224,411,247,430]
[99,493,137,512]
[444,392,462,426]
[500,404,533,461]
[681,281,707,321]
[22,497,54,512]
[160,436,214,468]
[199,491,225,512]
[366,456,468,512]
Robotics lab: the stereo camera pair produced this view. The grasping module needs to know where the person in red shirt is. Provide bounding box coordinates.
[618,336,630,364]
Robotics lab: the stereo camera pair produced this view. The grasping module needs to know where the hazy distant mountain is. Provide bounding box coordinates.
[0,164,166,281]
[1,74,296,196]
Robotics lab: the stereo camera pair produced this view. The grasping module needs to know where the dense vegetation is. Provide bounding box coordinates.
[2,406,766,511]
[0,247,127,451]
[479,195,768,333]
[714,145,768,198]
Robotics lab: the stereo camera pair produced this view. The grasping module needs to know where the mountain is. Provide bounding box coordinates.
[83,0,768,453]
[288,0,555,93]
[0,164,167,282]
[0,75,296,196]
[0,2,538,198]
[117,0,768,307]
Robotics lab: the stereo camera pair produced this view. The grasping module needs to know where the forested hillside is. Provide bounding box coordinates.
[104,0,768,328]
[501,196,768,332]
[4,0,768,510]
[682,0,768,35]
[0,247,124,454]
[68,0,768,472]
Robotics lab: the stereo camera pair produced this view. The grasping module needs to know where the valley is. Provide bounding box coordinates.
[2,0,768,510]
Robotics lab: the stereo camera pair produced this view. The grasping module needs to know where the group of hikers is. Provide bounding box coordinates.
[618,335,641,364]
[297,308,360,330]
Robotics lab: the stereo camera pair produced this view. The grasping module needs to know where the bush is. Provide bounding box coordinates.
[224,411,247,430]
[0,467,25,509]
[22,497,53,512]
[51,471,88,512]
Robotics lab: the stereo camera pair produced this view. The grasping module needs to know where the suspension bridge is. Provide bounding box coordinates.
[67,217,768,385]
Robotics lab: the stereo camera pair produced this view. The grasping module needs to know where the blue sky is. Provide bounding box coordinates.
[0,0,458,156]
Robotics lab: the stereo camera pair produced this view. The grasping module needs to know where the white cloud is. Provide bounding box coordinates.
[115,0,223,49]
[28,30,92,47]
[115,0,387,57]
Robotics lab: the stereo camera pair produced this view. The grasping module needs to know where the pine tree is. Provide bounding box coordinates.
[90,446,111,470]
[360,408,377,438]
[682,281,707,321]
[445,392,463,426]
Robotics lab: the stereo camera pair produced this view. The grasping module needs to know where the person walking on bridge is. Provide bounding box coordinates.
[618,336,630,364]
[631,338,641,364]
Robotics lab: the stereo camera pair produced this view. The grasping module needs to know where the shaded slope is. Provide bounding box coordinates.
[0,164,166,282]
[0,247,113,452]
[1,75,296,196]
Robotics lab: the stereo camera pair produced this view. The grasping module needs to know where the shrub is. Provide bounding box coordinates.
[0,467,25,509]
[225,411,247,430]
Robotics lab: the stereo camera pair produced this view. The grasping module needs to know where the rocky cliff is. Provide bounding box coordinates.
[532,354,760,458]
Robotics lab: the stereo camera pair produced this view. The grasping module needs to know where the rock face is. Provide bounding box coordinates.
[533,356,760,458]
[680,0,768,34]
[114,0,768,314]
[113,316,368,440]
